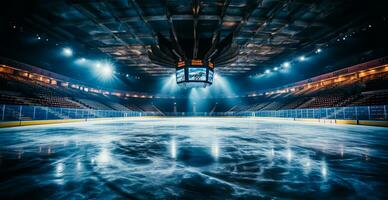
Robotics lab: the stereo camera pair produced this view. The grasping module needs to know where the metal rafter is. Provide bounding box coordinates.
[100,1,144,45]
[128,0,158,43]
[204,0,232,60]
[162,0,186,60]
[20,0,368,77]
[192,0,200,58]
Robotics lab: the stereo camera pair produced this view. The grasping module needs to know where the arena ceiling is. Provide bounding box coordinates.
[4,0,382,77]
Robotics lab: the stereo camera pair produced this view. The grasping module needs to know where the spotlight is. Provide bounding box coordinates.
[282,62,290,68]
[62,48,73,57]
[273,67,279,71]
[94,62,102,69]
[102,66,112,75]
[265,69,271,74]
[101,64,113,78]
[298,56,305,61]
[75,57,86,64]
[316,48,322,53]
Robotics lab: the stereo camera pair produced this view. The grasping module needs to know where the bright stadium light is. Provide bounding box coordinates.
[75,57,87,64]
[94,61,102,69]
[298,56,305,61]
[62,48,73,57]
[282,62,290,68]
[102,64,113,76]
[265,69,271,74]
[94,62,115,81]
[274,67,279,71]
[316,48,322,53]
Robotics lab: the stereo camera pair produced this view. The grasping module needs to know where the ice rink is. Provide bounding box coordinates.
[0,117,387,199]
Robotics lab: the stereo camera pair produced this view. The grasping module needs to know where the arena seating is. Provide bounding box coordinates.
[213,103,233,112]
[1,60,388,113]
[105,102,132,111]
[76,98,113,110]
[351,90,388,106]
[298,94,346,108]
[280,97,310,109]
[138,103,163,114]
[260,101,286,110]
[0,72,161,111]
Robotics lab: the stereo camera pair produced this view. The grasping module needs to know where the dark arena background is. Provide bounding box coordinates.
[1,0,388,199]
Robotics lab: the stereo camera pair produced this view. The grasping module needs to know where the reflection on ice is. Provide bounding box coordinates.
[170,138,177,159]
[321,160,328,179]
[96,147,110,164]
[340,144,344,157]
[211,140,219,159]
[301,156,312,175]
[0,118,387,199]
[286,148,292,162]
[55,161,65,185]
[76,158,82,171]
[56,162,64,177]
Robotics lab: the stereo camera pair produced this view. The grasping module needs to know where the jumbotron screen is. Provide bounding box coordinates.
[176,60,214,87]
[208,70,214,83]
[188,68,207,81]
[176,67,213,82]
[176,68,185,83]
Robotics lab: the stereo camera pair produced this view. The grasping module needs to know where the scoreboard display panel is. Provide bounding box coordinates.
[176,68,185,83]
[208,70,214,83]
[175,60,214,88]
[188,68,207,81]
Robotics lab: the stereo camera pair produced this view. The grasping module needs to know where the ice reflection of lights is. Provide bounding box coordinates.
[340,145,344,157]
[96,148,110,164]
[302,157,312,174]
[17,150,23,160]
[211,140,220,159]
[286,148,292,162]
[170,138,177,159]
[268,147,275,159]
[55,161,65,185]
[363,147,369,161]
[321,161,328,179]
[56,162,64,177]
[76,158,82,171]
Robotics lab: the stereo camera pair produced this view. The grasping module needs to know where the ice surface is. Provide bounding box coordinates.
[0,118,387,199]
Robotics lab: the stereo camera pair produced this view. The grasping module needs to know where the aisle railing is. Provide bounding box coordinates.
[0,105,157,122]
[252,105,387,121]
[165,105,387,121]
[1,104,387,122]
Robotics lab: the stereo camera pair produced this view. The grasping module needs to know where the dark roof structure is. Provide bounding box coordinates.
[13,0,382,77]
